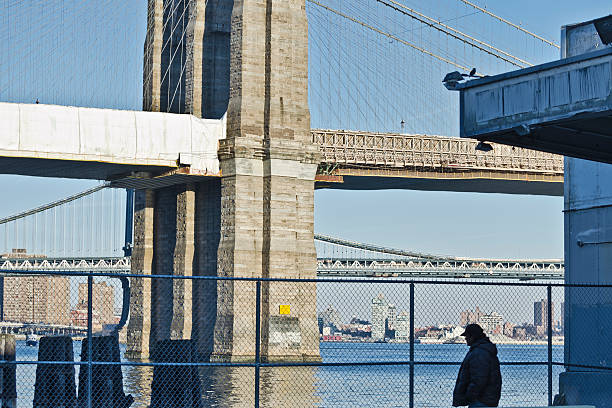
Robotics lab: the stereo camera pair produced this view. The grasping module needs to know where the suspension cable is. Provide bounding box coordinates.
[307,0,485,75]
[456,0,559,49]
[376,0,532,68]
[0,184,109,225]
[315,234,445,259]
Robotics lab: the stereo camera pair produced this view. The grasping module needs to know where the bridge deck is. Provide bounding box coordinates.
[314,130,563,195]
[0,103,562,194]
[0,256,564,280]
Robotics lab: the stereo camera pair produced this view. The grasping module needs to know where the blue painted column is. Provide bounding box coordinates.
[559,18,612,407]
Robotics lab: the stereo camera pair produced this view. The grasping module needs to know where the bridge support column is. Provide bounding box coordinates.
[127,186,197,359]
[126,190,155,360]
[192,180,221,360]
[211,0,320,363]
[170,185,195,340]
[132,0,321,363]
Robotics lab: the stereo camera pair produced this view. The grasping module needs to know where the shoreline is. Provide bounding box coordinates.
[321,339,564,345]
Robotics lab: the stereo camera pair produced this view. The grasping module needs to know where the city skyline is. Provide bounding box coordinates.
[318,292,565,337]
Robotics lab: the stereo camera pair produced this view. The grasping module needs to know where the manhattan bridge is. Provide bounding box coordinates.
[0,184,563,280]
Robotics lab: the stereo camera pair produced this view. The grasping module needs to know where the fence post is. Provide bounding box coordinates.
[409,282,415,408]
[547,285,553,406]
[255,280,261,408]
[87,274,93,408]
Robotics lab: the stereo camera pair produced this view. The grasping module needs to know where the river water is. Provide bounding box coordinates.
[13,340,563,407]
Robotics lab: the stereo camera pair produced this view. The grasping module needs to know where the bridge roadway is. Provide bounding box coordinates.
[0,103,562,195]
[0,256,564,280]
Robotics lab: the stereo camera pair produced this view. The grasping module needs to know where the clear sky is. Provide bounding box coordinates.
[1,1,610,263]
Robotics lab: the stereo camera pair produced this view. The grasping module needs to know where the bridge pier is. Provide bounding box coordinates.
[126,0,320,362]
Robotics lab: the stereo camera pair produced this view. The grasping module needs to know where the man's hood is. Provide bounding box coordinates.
[470,336,498,356]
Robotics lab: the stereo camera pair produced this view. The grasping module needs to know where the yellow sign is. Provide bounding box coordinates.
[279,305,291,315]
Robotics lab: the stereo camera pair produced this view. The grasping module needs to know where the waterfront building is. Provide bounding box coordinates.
[77,281,115,325]
[0,274,70,325]
[319,305,343,330]
[534,299,554,334]
[459,306,484,326]
[560,302,564,331]
[70,307,103,333]
[503,322,515,337]
[387,304,397,330]
[479,312,503,335]
[371,294,388,341]
[395,311,410,342]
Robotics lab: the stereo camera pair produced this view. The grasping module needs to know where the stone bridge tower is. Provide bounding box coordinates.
[126,0,320,363]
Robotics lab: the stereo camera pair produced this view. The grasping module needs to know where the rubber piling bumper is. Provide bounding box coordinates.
[150,340,203,408]
[33,336,76,408]
[77,335,133,408]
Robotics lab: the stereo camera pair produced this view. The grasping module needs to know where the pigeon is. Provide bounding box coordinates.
[442,71,464,83]
[469,67,477,77]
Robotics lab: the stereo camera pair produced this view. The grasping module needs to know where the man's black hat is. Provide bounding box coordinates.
[461,323,484,337]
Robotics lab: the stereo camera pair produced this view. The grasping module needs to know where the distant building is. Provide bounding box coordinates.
[480,312,503,335]
[70,308,103,333]
[0,274,70,325]
[395,311,411,342]
[514,324,537,339]
[460,306,484,326]
[387,304,397,330]
[77,281,115,325]
[503,322,515,337]
[534,299,554,334]
[371,294,388,341]
[560,302,565,331]
[513,327,527,339]
[0,248,45,259]
[319,305,343,330]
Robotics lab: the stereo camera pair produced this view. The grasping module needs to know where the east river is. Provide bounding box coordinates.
[13,340,563,407]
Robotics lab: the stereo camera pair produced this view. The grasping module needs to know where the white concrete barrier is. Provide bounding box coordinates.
[0,102,225,174]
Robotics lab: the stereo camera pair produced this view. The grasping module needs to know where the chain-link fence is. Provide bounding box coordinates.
[0,270,609,407]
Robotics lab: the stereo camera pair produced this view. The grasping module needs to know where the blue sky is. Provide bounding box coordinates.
[1,1,611,261]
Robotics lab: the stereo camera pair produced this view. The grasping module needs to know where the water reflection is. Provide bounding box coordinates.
[123,364,153,407]
[259,367,320,408]
[122,365,320,408]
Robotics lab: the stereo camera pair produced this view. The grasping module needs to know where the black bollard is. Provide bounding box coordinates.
[150,340,202,408]
[33,336,76,408]
[77,335,133,408]
[0,334,16,408]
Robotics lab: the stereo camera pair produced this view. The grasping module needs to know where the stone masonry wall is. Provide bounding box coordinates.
[126,190,154,360]
[132,0,320,362]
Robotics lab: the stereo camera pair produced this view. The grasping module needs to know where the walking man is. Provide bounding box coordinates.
[453,323,502,407]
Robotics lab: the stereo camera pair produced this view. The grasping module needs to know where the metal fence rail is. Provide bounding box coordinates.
[0,270,608,407]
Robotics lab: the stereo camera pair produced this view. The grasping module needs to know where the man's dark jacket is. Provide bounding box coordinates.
[453,336,502,406]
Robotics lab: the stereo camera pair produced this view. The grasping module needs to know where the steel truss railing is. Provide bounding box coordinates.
[0,257,130,273]
[317,257,564,279]
[313,129,564,174]
[0,256,564,280]
[1,269,610,408]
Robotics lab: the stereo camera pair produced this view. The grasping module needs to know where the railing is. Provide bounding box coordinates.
[0,270,608,407]
[313,129,564,174]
